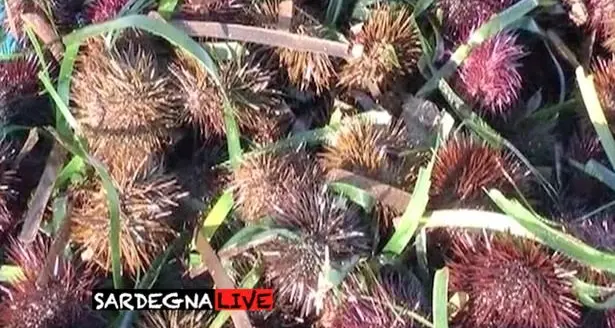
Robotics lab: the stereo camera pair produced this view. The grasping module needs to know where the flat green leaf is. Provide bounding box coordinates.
[200,190,234,241]
[576,66,615,170]
[488,189,615,273]
[203,42,247,61]
[329,182,376,212]
[433,268,450,328]
[413,0,435,16]
[157,0,179,19]
[55,156,86,189]
[325,0,344,26]
[569,159,615,192]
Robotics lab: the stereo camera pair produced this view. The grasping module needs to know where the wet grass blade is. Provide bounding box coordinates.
[157,0,179,19]
[200,190,234,241]
[573,278,615,310]
[0,265,23,282]
[329,182,376,213]
[488,189,615,273]
[576,66,615,170]
[433,268,450,328]
[569,159,615,192]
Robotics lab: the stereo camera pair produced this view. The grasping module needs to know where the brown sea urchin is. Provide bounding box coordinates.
[447,232,581,328]
[70,170,187,275]
[0,237,106,328]
[338,4,421,96]
[171,50,291,144]
[233,149,324,222]
[592,56,615,127]
[258,188,372,318]
[430,135,527,209]
[453,33,526,118]
[72,40,180,180]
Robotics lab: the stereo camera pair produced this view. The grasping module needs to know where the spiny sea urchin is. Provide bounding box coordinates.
[72,40,180,180]
[583,0,615,39]
[137,310,213,328]
[338,4,421,97]
[70,170,188,275]
[1,0,30,43]
[430,135,527,209]
[0,236,106,328]
[447,232,581,328]
[250,0,338,94]
[437,0,518,43]
[233,149,324,222]
[564,211,615,253]
[50,0,86,31]
[0,55,52,126]
[85,0,129,23]
[170,50,291,144]
[330,265,430,328]
[592,56,615,126]
[257,187,372,318]
[453,33,526,118]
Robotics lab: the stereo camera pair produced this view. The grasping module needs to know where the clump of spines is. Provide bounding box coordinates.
[437,0,518,43]
[70,170,188,275]
[85,0,130,23]
[170,50,291,144]
[447,232,581,328]
[50,0,87,31]
[256,187,372,318]
[0,236,106,328]
[338,4,421,96]
[329,265,430,328]
[1,0,30,43]
[320,118,424,237]
[563,211,615,253]
[233,149,324,223]
[453,33,526,118]
[0,140,18,231]
[250,0,337,94]
[0,55,52,126]
[430,135,527,209]
[72,40,180,181]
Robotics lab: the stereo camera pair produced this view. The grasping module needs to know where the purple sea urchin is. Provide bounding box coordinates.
[437,0,518,43]
[330,265,430,328]
[70,170,187,275]
[170,51,291,144]
[50,0,86,31]
[0,237,106,328]
[565,212,615,253]
[85,0,129,23]
[233,149,324,222]
[258,188,372,318]
[447,232,581,328]
[72,40,180,180]
[430,135,526,209]
[338,4,421,96]
[0,55,51,126]
[453,33,526,118]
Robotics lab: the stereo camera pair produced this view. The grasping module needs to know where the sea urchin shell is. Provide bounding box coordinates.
[447,232,581,328]
[453,33,526,118]
[338,4,421,96]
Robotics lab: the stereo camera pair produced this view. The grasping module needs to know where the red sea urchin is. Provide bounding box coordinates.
[85,0,129,23]
[453,33,526,118]
[258,187,372,318]
[330,265,430,328]
[430,135,527,209]
[0,237,106,328]
[338,4,421,96]
[437,0,518,43]
[70,170,188,275]
[447,232,581,328]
